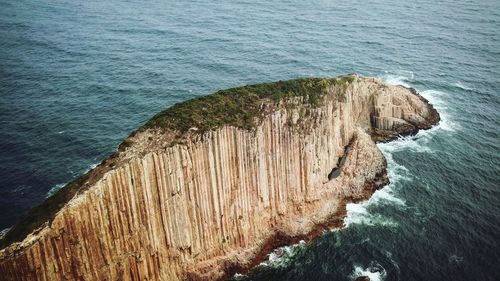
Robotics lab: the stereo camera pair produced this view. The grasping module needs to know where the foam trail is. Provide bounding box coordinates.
[454,82,473,91]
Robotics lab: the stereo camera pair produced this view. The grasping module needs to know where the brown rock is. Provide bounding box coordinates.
[0,75,439,281]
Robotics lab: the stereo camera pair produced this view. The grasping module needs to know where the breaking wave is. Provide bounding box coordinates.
[380,73,413,88]
[259,240,307,268]
[349,263,387,281]
[420,89,459,133]
[0,228,9,239]
[344,200,400,228]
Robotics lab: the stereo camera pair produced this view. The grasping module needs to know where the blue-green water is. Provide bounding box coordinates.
[0,0,499,280]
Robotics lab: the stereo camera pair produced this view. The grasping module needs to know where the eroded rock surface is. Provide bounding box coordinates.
[0,75,439,281]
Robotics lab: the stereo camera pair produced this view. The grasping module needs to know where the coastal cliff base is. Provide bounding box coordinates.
[188,129,389,280]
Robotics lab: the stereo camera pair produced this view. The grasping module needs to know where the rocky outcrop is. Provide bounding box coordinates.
[0,75,439,280]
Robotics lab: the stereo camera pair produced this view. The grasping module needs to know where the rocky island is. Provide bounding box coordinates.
[0,74,439,280]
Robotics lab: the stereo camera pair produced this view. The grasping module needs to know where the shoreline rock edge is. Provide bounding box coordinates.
[0,74,439,281]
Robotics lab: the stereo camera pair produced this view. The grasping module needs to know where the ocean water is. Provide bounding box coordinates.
[0,0,499,280]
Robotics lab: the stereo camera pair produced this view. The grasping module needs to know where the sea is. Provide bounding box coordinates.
[0,0,498,280]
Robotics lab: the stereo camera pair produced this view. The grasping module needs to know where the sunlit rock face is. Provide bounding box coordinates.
[0,75,439,281]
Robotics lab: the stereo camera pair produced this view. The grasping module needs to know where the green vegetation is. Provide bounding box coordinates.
[144,75,356,133]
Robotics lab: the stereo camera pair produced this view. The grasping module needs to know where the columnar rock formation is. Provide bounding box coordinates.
[0,75,439,281]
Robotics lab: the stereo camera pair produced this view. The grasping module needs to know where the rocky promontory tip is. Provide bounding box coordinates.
[0,74,439,281]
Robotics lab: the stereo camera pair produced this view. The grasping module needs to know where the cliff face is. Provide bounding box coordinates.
[0,75,439,280]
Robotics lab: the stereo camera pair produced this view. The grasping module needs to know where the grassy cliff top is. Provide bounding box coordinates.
[0,74,356,251]
[143,75,355,133]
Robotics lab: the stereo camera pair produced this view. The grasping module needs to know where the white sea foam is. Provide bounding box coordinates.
[258,240,307,268]
[0,228,10,239]
[343,174,405,227]
[453,82,473,91]
[382,135,433,154]
[46,183,66,198]
[343,141,411,228]
[382,77,459,135]
[371,187,405,206]
[380,75,459,134]
[382,75,411,88]
[232,273,246,280]
[267,245,295,266]
[420,89,460,132]
[349,264,387,281]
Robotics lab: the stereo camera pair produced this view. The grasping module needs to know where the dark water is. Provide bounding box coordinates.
[1,0,499,280]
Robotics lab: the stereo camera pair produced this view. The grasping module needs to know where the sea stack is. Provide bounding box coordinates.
[0,74,439,280]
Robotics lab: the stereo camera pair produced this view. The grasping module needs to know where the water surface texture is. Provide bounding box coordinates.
[1,0,499,280]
